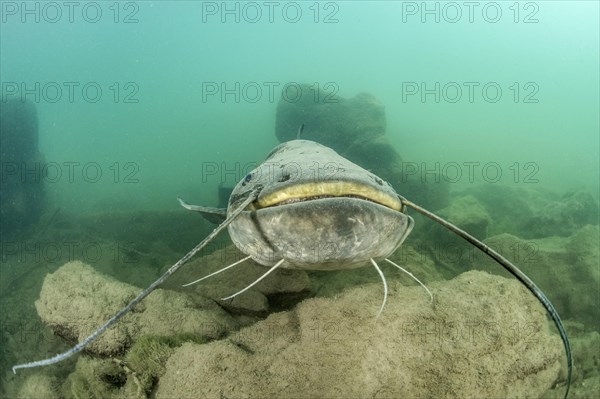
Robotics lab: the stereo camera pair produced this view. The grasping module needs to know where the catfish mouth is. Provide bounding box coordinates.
[254,181,403,211]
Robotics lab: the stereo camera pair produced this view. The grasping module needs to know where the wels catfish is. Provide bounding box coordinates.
[12,138,572,398]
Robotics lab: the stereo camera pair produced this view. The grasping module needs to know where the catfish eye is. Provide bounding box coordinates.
[242,171,259,186]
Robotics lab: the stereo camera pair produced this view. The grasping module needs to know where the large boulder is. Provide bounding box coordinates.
[0,99,46,237]
[521,189,599,238]
[275,88,386,152]
[275,83,449,210]
[17,374,60,399]
[410,195,493,276]
[456,185,599,239]
[35,261,237,355]
[478,225,600,331]
[156,271,564,398]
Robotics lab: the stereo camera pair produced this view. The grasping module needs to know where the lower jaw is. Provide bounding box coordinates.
[229,197,414,269]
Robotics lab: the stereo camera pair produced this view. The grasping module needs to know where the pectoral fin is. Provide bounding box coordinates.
[177,197,227,224]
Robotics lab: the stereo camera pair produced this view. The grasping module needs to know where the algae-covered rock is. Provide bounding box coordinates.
[523,189,599,238]
[566,225,600,286]
[156,271,564,398]
[17,374,60,399]
[478,225,600,330]
[124,335,176,393]
[571,330,600,381]
[543,327,600,398]
[409,195,492,276]
[458,185,598,239]
[35,261,237,355]
[62,357,144,399]
[61,335,181,398]
[455,185,543,237]
[437,195,492,239]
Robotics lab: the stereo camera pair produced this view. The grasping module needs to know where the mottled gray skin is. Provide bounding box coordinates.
[226,140,413,270]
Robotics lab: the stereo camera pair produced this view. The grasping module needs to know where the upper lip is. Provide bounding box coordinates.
[254,181,402,211]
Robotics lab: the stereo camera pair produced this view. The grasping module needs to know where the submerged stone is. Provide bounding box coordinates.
[274,83,449,210]
[35,261,237,355]
[156,271,563,398]
[479,225,600,331]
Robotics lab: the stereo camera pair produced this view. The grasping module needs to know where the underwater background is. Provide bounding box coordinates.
[1,1,599,398]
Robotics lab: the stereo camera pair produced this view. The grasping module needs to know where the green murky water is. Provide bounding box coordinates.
[1,1,598,398]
